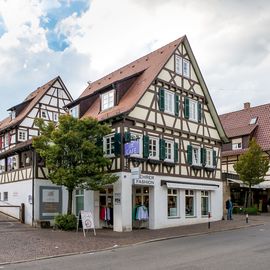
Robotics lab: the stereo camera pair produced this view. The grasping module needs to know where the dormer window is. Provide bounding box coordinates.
[101,90,115,111]
[232,138,242,150]
[249,117,257,125]
[10,110,16,120]
[70,105,79,118]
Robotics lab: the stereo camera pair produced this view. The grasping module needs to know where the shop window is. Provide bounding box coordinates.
[101,90,115,111]
[103,135,115,157]
[3,192,8,201]
[75,189,84,217]
[185,190,195,217]
[201,191,210,216]
[168,189,179,218]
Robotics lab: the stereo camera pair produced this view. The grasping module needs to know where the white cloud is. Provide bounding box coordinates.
[1,0,270,119]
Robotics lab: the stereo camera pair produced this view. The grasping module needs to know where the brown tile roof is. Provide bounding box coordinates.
[220,103,270,151]
[0,76,60,133]
[222,149,247,157]
[70,36,228,143]
[81,36,185,121]
[225,125,258,138]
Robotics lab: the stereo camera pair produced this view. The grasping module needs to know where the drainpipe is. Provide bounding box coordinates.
[31,149,35,226]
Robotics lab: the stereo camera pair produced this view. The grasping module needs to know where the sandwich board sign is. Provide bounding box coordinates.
[77,210,96,236]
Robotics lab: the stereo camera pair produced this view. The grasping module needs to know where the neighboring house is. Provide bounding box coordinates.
[66,36,228,232]
[220,102,270,211]
[0,76,73,225]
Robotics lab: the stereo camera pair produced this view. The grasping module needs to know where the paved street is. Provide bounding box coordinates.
[1,216,270,270]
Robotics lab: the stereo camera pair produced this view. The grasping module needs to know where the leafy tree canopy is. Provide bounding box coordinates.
[233,138,269,188]
[33,115,118,214]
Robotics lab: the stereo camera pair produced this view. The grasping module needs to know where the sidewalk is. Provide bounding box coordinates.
[0,214,268,265]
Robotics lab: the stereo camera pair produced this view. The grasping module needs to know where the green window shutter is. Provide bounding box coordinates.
[198,102,202,123]
[124,131,131,143]
[184,97,189,119]
[213,150,217,167]
[143,135,149,158]
[201,148,206,166]
[174,142,179,163]
[159,88,165,112]
[159,139,166,161]
[175,94,179,116]
[114,133,121,157]
[187,145,193,165]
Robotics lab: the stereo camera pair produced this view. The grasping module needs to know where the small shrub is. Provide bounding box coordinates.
[54,214,77,231]
[243,207,258,215]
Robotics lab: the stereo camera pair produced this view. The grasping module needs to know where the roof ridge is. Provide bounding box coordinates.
[79,36,185,98]
[220,102,270,117]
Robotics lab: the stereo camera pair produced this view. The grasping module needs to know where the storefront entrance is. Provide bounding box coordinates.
[132,186,149,229]
[99,187,114,228]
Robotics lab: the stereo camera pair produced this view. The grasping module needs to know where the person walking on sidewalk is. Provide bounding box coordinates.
[226,197,233,220]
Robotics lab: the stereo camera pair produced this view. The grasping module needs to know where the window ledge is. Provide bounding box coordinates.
[164,161,175,166]
[148,159,161,164]
[168,216,180,219]
[191,164,203,170]
[185,216,197,218]
[205,166,216,172]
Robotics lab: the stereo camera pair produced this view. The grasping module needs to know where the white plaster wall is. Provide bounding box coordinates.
[0,180,33,224]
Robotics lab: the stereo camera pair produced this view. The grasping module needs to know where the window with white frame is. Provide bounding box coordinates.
[165,140,174,162]
[183,59,190,77]
[168,189,179,218]
[7,155,18,171]
[185,190,195,217]
[101,90,115,111]
[18,130,27,142]
[189,99,198,122]
[175,55,182,75]
[201,191,210,216]
[192,146,201,166]
[164,90,175,114]
[4,133,9,148]
[70,105,79,118]
[149,137,159,160]
[206,149,213,167]
[0,159,5,173]
[41,110,47,119]
[103,135,115,156]
[53,112,59,122]
[10,110,16,120]
[232,138,242,150]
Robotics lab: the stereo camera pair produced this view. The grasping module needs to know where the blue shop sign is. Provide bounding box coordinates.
[124,140,140,156]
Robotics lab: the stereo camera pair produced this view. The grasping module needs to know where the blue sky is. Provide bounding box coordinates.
[0,0,270,120]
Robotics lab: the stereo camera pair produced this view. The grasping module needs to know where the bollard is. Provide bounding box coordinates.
[20,203,25,224]
[208,212,211,229]
[246,213,248,223]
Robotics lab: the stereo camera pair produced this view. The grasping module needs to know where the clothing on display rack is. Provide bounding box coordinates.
[100,206,113,225]
[135,205,149,221]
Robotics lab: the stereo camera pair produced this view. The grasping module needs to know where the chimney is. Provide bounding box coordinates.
[244,102,250,109]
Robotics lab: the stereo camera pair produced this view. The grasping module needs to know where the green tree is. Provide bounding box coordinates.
[233,138,269,207]
[33,114,118,214]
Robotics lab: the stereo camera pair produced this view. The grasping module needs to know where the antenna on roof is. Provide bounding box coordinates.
[87,81,92,85]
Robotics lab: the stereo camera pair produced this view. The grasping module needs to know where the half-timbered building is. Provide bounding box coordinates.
[220,102,270,211]
[0,76,73,225]
[67,36,228,232]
